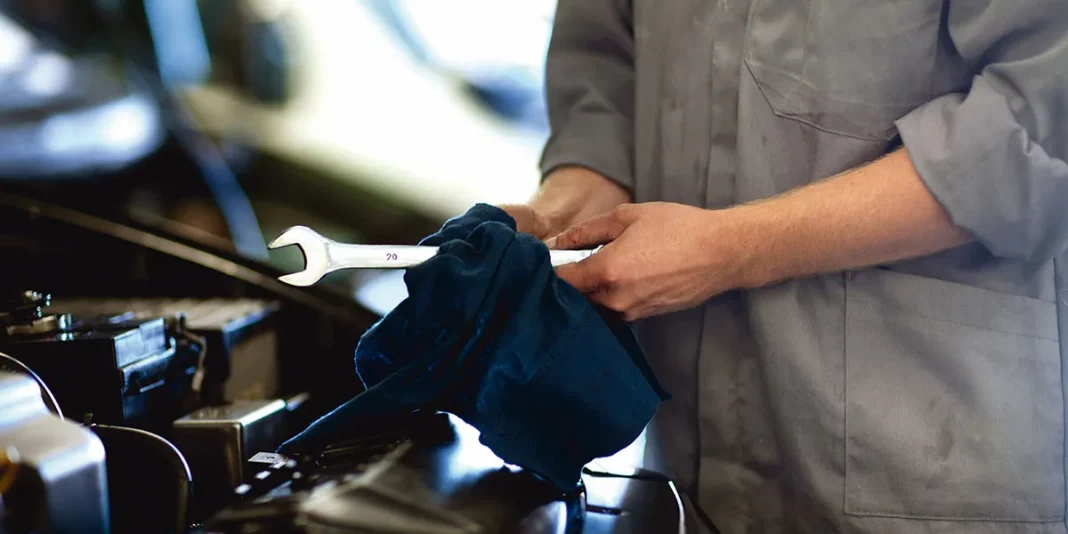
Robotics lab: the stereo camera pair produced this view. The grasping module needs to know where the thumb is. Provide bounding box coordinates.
[545,206,635,250]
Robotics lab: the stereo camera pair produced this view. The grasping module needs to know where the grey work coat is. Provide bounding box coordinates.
[539,1,1068,532]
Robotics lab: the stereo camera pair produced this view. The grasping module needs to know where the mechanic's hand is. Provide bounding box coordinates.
[498,204,557,240]
[498,167,634,240]
[547,202,747,321]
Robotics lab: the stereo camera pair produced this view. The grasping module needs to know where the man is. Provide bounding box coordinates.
[501,1,1068,533]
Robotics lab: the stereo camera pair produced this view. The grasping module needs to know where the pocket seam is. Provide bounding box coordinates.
[848,295,1059,342]
[744,60,891,142]
[743,0,939,142]
[873,266,1057,304]
[843,509,1066,523]
[852,268,1059,340]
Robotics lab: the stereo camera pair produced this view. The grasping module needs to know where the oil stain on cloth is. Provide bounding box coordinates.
[278,204,669,490]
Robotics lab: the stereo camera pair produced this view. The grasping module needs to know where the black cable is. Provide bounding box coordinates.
[133,57,270,260]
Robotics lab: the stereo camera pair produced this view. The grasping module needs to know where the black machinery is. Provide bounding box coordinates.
[0,193,706,534]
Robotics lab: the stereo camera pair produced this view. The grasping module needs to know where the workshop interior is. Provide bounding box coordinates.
[0,1,703,533]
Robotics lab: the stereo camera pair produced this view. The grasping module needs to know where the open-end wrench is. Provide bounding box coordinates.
[268,225,599,287]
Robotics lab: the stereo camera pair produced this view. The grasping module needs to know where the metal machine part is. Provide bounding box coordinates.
[0,291,59,338]
[0,372,110,534]
[0,311,197,428]
[47,298,281,405]
[207,412,693,533]
[0,352,62,418]
[170,399,288,518]
[267,225,600,286]
[90,424,192,534]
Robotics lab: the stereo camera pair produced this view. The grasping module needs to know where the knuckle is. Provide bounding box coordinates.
[597,264,622,287]
[557,229,579,248]
[569,227,589,244]
[597,293,625,313]
[615,203,639,220]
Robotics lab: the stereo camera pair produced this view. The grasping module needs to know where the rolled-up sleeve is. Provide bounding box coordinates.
[896,0,1068,262]
[539,0,635,190]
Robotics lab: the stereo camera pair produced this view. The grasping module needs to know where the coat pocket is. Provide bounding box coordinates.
[844,268,1064,521]
[744,0,941,141]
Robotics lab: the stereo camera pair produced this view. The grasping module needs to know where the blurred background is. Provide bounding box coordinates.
[0,0,554,313]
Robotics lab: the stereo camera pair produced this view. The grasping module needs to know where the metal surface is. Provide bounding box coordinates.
[4,314,60,336]
[0,372,109,534]
[268,225,600,286]
[170,399,288,516]
[47,298,282,404]
[0,315,192,426]
[581,471,686,534]
[0,352,62,419]
[207,412,690,533]
[0,291,64,337]
[91,424,193,534]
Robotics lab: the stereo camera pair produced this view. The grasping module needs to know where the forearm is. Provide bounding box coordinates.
[730,148,973,288]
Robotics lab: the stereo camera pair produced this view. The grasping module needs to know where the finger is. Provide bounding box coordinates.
[589,285,640,315]
[545,206,636,250]
[555,257,606,294]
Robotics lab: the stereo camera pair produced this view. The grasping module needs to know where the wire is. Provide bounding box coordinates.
[139,34,271,258]
[147,73,271,260]
[139,0,270,259]
[93,1,271,260]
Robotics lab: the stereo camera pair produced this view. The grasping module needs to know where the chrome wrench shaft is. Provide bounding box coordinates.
[268,225,599,287]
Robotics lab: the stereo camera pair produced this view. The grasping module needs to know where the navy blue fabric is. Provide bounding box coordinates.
[278,204,668,490]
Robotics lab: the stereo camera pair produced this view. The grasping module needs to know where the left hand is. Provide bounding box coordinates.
[547,202,750,321]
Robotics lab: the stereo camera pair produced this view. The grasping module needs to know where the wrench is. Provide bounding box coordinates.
[268,225,599,287]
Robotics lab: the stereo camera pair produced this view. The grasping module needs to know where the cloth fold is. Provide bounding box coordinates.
[279,204,668,490]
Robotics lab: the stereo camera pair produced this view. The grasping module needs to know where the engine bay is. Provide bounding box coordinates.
[0,192,698,534]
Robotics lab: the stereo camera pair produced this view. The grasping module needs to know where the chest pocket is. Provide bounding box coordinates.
[744,0,942,141]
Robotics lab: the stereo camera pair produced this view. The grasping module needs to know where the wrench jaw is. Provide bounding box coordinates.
[268,226,330,287]
[277,264,325,287]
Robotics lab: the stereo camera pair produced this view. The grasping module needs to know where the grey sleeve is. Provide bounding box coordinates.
[538,0,635,190]
[895,0,1068,262]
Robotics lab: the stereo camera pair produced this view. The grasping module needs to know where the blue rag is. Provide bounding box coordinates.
[278,204,668,490]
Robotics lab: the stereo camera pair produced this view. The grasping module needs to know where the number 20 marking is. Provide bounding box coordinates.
[385,253,398,261]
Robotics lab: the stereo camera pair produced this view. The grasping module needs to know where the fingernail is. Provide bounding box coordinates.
[544,237,557,249]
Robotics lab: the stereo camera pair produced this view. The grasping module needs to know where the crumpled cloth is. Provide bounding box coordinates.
[278,204,668,490]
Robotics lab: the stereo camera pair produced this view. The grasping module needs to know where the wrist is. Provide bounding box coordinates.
[711,204,782,290]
